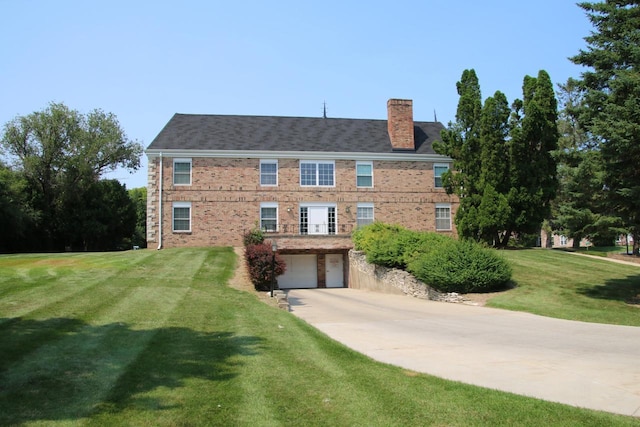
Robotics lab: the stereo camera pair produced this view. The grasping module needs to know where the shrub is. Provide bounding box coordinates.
[244,242,286,291]
[353,223,453,269]
[243,227,265,247]
[407,240,512,293]
[352,222,403,253]
[399,230,453,267]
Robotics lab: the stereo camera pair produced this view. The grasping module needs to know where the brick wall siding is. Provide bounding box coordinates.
[147,156,458,248]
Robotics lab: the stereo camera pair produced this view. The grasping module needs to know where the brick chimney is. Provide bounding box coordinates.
[387,99,414,151]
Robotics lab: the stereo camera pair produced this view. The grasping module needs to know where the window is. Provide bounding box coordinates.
[260,160,278,186]
[434,164,449,188]
[173,202,191,232]
[260,203,278,232]
[356,161,373,187]
[357,203,374,227]
[300,161,335,186]
[435,204,451,231]
[173,159,192,185]
[560,235,568,246]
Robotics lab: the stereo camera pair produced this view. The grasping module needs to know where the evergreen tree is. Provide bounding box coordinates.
[435,70,559,247]
[551,79,622,247]
[571,0,640,254]
[505,70,559,245]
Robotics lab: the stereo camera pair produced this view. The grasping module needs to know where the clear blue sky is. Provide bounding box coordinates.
[1,1,593,189]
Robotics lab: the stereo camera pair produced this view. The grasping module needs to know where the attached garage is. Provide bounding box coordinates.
[278,254,318,289]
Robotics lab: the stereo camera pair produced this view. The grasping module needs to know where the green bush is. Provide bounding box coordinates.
[353,223,454,269]
[407,240,512,293]
[243,227,265,247]
[399,230,453,266]
[352,222,402,253]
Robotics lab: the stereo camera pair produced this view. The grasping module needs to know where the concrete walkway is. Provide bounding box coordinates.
[287,288,640,417]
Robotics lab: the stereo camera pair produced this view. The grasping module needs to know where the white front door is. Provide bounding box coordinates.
[325,254,344,288]
[308,206,328,235]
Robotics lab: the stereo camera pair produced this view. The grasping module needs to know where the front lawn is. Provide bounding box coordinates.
[488,249,640,326]
[0,248,638,426]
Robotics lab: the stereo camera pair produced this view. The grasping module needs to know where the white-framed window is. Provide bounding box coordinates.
[435,203,451,231]
[357,203,374,227]
[356,161,373,188]
[260,203,278,232]
[560,235,568,246]
[434,164,450,188]
[260,160,278,186]
[173,158,192,185]
[300,160,335,187]
[173,202,191,232]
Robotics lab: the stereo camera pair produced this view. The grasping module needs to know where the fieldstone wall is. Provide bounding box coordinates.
[348,250,442,300]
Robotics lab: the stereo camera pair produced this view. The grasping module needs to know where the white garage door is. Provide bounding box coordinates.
[277,254,318,289]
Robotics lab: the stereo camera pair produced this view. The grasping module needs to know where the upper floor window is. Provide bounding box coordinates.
[174,158,192,185]
[300,160,335,187]
[173,202,191,232]
[435,203,451,231]
[357,203,374,227]
[356,161,373,187]
[434,164,449,188]
[260,160,278,186]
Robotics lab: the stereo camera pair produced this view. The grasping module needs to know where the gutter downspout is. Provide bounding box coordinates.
[157,152,163,250]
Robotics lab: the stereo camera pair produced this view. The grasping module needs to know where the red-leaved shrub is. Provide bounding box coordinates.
[245,242,287,291]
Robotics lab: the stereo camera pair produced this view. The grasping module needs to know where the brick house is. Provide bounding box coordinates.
[146,99,458,288]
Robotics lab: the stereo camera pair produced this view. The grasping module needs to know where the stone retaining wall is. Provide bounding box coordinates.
[348,250,442,300]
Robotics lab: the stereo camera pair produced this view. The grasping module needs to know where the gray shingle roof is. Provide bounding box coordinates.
[147,114,444,155]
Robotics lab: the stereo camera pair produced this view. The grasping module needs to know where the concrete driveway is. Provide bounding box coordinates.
[287,288,640,417]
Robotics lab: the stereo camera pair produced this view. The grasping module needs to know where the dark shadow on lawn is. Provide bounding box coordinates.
[0,317,264,425]
[577,273,640,304]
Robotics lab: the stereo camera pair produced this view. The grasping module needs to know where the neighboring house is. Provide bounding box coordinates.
[146,99,458,289]
[539,229,590,248]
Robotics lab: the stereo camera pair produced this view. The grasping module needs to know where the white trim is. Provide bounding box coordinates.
[356,161,374,188]
[157,153,163,249]
[172,201,192,232]
[173,158,192,186]
[147,149,453,163]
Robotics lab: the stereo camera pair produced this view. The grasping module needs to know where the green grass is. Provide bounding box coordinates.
[488,249,640,326]
[1,248,639,426]
[561,245,628,257]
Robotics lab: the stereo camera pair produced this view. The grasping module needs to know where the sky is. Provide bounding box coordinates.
[1,1,594,189]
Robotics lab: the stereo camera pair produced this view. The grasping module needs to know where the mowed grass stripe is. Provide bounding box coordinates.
[0,252,140,321]
[0,249,212,424]
[491,250,640,326]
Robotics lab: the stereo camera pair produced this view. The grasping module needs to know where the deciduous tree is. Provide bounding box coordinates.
[1,102,142,250]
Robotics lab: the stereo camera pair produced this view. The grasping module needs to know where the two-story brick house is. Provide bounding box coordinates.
[146,99,458,288]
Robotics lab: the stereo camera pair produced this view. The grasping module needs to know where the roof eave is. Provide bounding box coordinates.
[145,148,452,162]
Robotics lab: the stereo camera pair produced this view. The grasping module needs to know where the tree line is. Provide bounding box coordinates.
[0,103,146,252]
[436,0,640,255]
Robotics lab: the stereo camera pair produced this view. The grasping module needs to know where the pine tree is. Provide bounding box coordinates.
[571,0,640,254]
